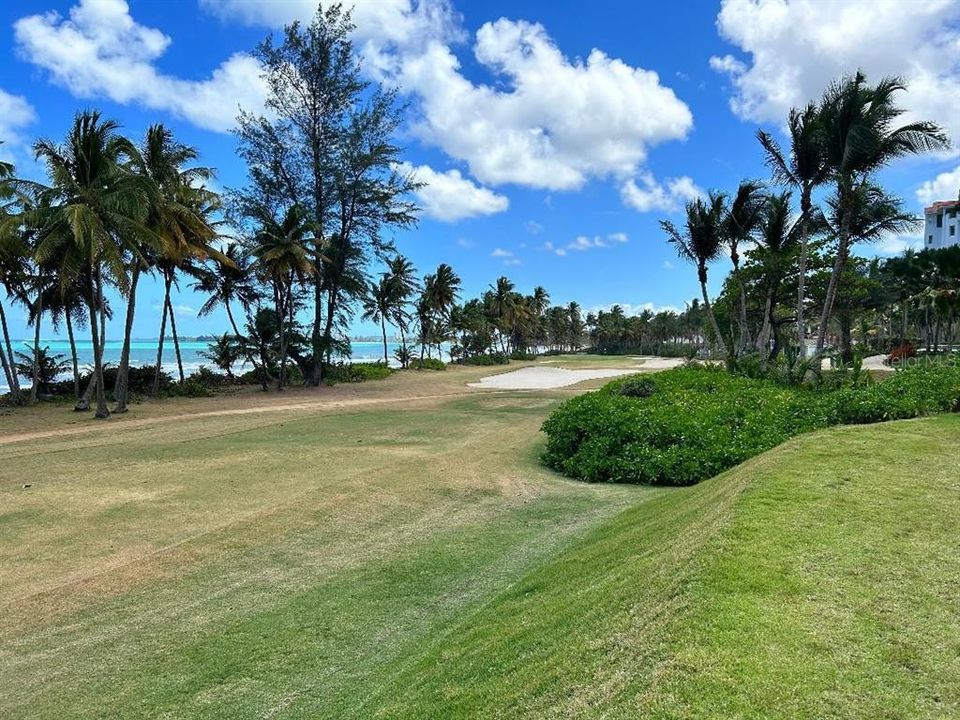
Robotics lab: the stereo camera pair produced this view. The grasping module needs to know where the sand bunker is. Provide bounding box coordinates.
[468,357,686,390]
[469,366,638,390]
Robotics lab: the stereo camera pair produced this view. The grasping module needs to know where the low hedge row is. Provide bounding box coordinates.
[409,358,446,371]
[541,364,960,486]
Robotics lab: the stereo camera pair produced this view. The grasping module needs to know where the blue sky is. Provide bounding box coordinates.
[1,0,959,340]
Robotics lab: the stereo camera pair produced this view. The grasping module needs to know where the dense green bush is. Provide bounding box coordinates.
[464,353,510,366]
[509,350,537,361]
[169,377,215,398]
[409,358,446,371]
[831,364,960,423]
[324,362,394,384]
[542,364,960,486]
[45,364,174,398]
[350,363,395,380]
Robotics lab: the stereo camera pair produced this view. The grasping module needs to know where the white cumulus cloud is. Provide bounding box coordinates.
[545,233,629,257]
[398,19,693,190]
[14,0,267,133]
[15,0,693,199]
[710,0,960,149]
[621,173,703,213]
[490,247,520,265]
[395,161,509,222]
[917,166,960,207]
[0,89,36,162]
[203,2,694,190]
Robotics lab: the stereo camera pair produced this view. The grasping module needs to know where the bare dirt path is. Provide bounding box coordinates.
[0,390,474,446]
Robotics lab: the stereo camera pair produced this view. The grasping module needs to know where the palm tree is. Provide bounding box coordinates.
[192,243,269,389]
[33,111,154,419]
[385,254,419,364]
[661,194,729,356]
[758,103,830,357]
[134,124,219,404]
[722,180,764,355]
[424,263,460,359]
[753,192,798,358]
[530,285,550,353]
[249,205,314,389]
[362,276,393,364]
[428,263,461,317]
[0,187,27,400]
[566,301,584,350]
[14,344,70,395]
[489,276,515,353]
[199,333,242,378]
[814,72,950,354]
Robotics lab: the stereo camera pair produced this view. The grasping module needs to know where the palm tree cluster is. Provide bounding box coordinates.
[446,279,583,361]
[586,303,706,356]
[0,114,223,418]
[872,246,960,354]
[663,71,950,364]
[362,264,586,365]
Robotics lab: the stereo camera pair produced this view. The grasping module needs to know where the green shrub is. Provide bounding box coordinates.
[509,350,537,361]
[169,378,215,397]
[409,358,446,371]
[541,364,960,487]
[190,366,234,388]
[617,375,657,398]
[464,353,510,366]
[831,364,960,423]
[323,362,394,384]
[350,362,395,380]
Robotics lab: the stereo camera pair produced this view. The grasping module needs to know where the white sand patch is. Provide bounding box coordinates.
[469,367,638,390]
[628,356,686,370]
[861,355,889,370]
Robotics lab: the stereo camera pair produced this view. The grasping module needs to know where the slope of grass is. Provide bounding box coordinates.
[370,415,960,719]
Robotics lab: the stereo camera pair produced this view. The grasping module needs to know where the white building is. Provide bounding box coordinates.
[924,199,960,250]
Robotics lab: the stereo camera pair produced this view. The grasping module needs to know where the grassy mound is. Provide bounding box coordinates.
[370,415,960,718]
[542,364,960,485]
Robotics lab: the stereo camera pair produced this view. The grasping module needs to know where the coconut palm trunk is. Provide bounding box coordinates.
[730,251,750,355]
[0,300,21,401]
[795,189,812,358]
[65,311,80,400]
[29,288,43,404]
[75,309,106,412]
[757,282,777,359]
[276,283,289,390]
[88,271,109,419]
[166,292,185,384]
[114,262,141,412]
[398,325,408,368]
[0,327,13,397]
[380,316,389,364]
[699,266,727,357]
[815,189,853,355]
[152,282,170,395]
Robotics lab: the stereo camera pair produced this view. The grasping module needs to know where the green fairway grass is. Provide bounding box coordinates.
[0,383,651,718]
[2,372,959,718]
